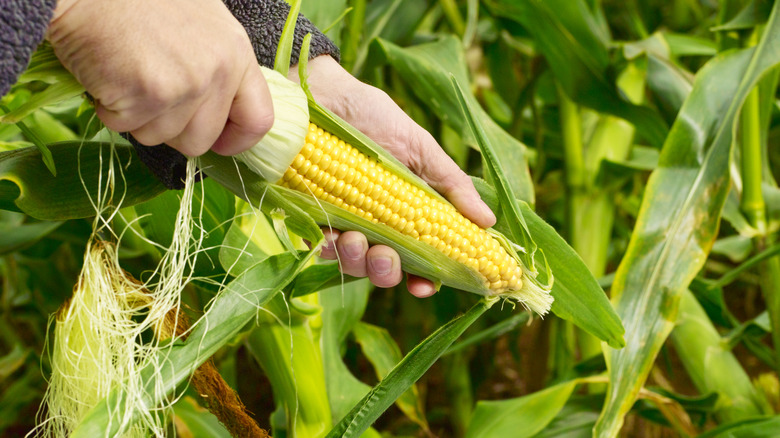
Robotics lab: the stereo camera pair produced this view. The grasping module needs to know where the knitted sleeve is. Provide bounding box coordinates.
[132,0,340,189]
[226,0,340,67]
[0,0,58,97]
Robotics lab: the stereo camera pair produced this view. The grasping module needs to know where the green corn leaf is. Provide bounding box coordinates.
[300,0,347,46]
[486,0,668,147]
[135,177,235,274]
[595,3,780,435]
[0,143,165,220]
[370,36,535,205]
[353,322,429,431]
[646,54,693,122]
[218,218,271,275]
[465,380,578,438]
[0,220,61,255]
[290,262,363,298]
[698,415,780,438]
[445,312,530,356]
[319,280,374,423]
[245,294,332,437]
[711,0,773,31]
[326,299,491,438]
[72,250,315,437]
[0,79,84,125]
[671,290,770,423]
[531,394,602,438]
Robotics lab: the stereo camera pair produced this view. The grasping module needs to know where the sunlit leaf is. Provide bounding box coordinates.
[465,380,577,438]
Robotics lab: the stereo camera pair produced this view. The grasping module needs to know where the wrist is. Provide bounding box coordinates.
[288,55,359,115]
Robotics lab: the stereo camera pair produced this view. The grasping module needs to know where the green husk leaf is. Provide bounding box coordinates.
[270,208,301,259]
[273,0,302,76]
[450,76,553,314]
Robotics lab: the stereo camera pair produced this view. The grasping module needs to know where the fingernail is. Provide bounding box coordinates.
[477,198,496,227]
[343,241,363,259]
[369,256,393,275]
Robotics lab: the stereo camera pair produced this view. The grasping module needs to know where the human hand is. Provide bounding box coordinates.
[289,56,496,298]
[47,0,274,157]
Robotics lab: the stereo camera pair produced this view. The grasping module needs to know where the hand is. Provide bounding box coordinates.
[47,0,274,157]
[289,56,496,298]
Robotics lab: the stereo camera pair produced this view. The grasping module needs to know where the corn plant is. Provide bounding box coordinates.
[2,0,780,437]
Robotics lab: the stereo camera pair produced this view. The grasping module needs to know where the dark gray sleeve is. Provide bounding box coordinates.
[133,0,340,189]
[225,0,340,67]
[0,0,58,97]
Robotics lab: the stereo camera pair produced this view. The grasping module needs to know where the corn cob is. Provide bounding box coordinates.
[278,123,522,293]
[231,67,550,311]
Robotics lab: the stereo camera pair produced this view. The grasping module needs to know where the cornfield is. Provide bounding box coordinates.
[2,0,780,437]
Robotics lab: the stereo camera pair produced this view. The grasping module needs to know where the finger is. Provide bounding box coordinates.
[129,103,200,149]
[318,228,341,260]
[165,90,233,156]
[406,274,437,298]
[366,245,403,288]
[210,64,274,156]
[335,231,368,277]
[407,129,496,228]
[96,103,155,135]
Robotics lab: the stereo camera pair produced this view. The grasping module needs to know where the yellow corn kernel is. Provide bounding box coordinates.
[280,123,523,293]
